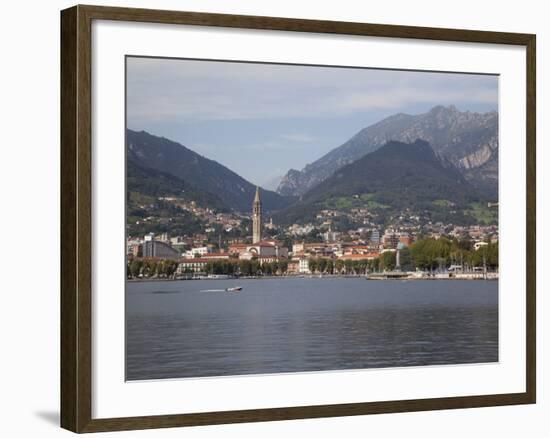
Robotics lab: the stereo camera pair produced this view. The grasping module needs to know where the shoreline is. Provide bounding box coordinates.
[127,274,499,283]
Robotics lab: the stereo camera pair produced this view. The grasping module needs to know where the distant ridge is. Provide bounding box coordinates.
[126,129,293,213]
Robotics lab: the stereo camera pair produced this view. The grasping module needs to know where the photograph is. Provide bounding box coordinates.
[0,0,542,434]
[125,56,500,381]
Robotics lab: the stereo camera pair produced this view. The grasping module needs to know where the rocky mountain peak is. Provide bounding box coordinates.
[276,105,498,198]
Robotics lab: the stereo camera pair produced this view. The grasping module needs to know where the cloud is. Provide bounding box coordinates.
[126,57,498,124]
[279,133,317,143]
[330,87,498,113]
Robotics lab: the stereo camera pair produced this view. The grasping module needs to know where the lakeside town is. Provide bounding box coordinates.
[127,187,499,281]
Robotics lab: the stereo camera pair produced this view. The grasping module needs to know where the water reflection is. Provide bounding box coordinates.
[126,278,498,380]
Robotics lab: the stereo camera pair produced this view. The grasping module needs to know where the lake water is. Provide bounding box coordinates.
[126,278,498,380]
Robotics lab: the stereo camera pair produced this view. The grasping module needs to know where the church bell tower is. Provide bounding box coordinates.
[252,186,262,243]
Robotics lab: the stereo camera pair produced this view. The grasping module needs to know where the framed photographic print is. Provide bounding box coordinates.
[60,4,536,433]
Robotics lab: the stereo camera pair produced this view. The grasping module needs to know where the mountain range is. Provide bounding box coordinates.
[127,104,498,228]
[276,105,498,198]
[275,140,490,225]
[127,129,292,213]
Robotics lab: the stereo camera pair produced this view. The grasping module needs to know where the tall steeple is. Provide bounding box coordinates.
[252,186,262,243]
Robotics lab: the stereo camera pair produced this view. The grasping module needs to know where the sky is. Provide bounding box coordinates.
[126,56,498,188]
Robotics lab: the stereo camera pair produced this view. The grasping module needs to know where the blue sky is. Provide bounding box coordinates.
[126,57,498,188]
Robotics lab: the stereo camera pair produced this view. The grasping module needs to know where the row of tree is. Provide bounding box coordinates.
[408,237,498,271]
[203,259,289,276]
[127,258,178,278]
[126,237,499,279]
[297,237,498,275]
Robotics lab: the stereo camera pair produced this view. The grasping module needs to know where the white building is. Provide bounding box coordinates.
[177,259,208,275]
[298,258,310,274]
[322,227,341,243]
[184,246,213,258]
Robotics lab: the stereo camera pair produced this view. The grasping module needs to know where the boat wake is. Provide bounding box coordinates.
[200,287,242,293]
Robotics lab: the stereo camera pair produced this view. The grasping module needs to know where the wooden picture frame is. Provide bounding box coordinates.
[61,4,536,433]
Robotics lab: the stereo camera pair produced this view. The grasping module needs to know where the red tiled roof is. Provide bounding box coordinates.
[180,257,238,264]
[251,240,283,247]
[179,258,209,264]
[339,253,379,260]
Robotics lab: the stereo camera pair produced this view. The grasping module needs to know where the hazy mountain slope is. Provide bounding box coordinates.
[126,160,228,211]
[127,129,292,212]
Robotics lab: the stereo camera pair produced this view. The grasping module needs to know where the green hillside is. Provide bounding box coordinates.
[276,140,493,226]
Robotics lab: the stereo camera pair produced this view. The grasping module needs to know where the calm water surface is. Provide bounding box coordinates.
[126,278,498,380]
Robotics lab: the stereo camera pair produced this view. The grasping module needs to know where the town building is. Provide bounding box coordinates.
[292,242,305,254]
[265,217,277,230]
[240,239,289,259]
[298,257,310,274]
[156,232,170,243]
[322,226,342,243]
[301,243,337,257]
[201,252,230,261]
[398,232,414,247]
[287,260,300,275]
[370,229,380,245]
[382,231,400,249]
[183,246,214,258]
[177,259,208,275]
[169,235,192,252]
[228,243,249,257]
[339,245,380,260]
[142,233,180,259]
[126,238,142,257]
[338,253,376,262]
[256,255,287,266]
[287,223,315,236]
